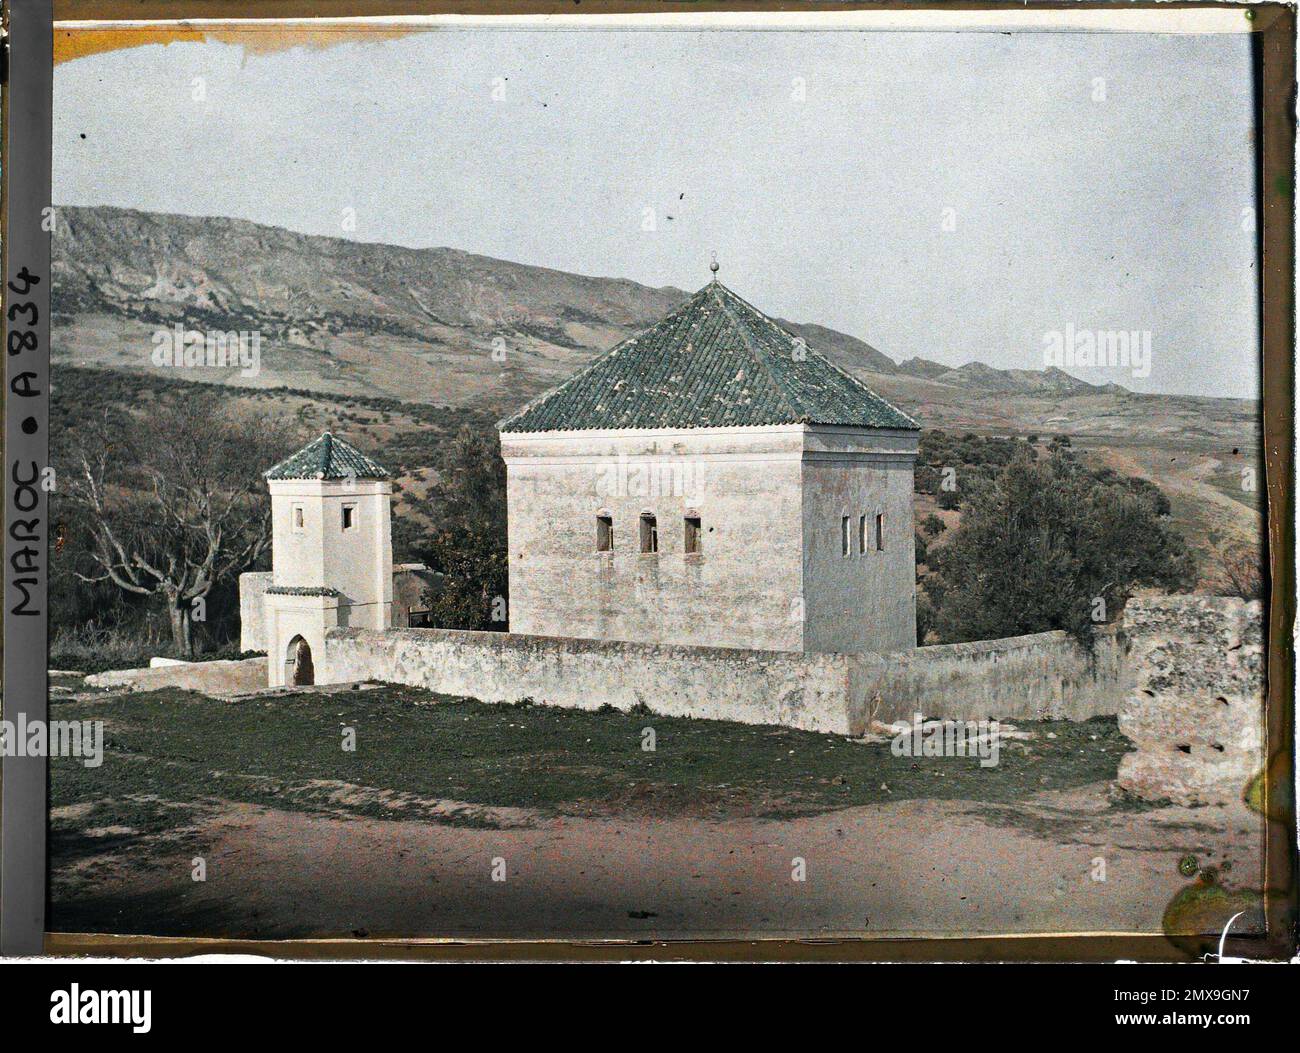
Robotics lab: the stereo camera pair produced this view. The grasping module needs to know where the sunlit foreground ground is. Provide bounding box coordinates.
[47,680,1264,945]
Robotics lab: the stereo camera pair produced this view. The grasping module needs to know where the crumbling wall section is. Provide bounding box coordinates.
[1117,596,1265,805]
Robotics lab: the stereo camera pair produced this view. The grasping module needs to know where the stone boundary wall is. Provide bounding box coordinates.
[325,623,1128,735]
[859,627,1128,726]
[326,627,864,734]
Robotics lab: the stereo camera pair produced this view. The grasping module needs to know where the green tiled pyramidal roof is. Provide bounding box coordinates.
[498,281,919,433]
[264,433,390,481]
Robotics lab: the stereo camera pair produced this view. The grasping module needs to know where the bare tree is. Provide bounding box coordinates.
[1221,544,1265,600]
[64,396,295,655]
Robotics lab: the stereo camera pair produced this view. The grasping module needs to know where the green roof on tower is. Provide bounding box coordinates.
[264,433,390,481]
[498,280,919,433]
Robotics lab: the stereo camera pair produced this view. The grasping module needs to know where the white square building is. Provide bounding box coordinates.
[498,279,920,654]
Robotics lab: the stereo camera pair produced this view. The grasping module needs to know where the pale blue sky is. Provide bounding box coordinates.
[54,28,1259,398]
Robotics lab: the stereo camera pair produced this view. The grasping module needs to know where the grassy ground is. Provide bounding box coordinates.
[50,684,1133,878]
[48,626,262,674]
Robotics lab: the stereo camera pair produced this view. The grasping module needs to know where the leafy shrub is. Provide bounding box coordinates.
[927,449,1195,643]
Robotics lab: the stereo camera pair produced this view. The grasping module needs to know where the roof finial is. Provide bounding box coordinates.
[709,251,719,280]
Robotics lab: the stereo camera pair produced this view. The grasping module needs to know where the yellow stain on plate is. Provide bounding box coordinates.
[55,25,413,66]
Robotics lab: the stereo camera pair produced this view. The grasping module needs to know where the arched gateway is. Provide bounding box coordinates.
[285,635,314,687]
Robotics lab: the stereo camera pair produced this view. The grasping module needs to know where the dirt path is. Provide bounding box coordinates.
[51,783,1264,942]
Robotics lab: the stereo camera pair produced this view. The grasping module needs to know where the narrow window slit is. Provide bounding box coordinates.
[684,515,702,555]
[640,513,658,554]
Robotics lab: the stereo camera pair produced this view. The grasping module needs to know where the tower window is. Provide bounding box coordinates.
[858,515,867,555]
[292,504,305,533]
[342,504,356,531]
[684,515,702,555]
[875,512,885,551]
[841,516,850,557]
[596,515,614,552]
[640,513,658,554]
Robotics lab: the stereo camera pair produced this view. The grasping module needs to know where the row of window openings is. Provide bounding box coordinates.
[596,514,701,555]
[597,514,879,556]
[292,504,357,533]
[844,514,885,555]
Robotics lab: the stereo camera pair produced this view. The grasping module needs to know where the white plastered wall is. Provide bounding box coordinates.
[500,424,918,653]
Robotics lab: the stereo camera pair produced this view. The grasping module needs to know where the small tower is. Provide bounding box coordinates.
[261,433,393,687]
